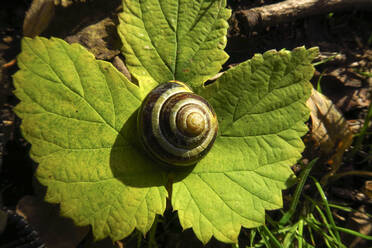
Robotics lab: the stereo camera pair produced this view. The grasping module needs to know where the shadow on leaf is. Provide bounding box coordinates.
[109,110,193,189]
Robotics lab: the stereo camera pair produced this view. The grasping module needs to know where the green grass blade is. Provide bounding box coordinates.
[349,100,372,158]
[306,195,372,219]
[297,219,304,248]
[250,229,257,247]
[278,225,299,234]
[311,177,342,242]
[262,225,283,248]
[308,207,347,248]
[307,220,370,247]
[306,224,316,247]
[307,212,322,226]
[312,55,336,66]
[305,210,347,247]
[316,72,325,93]
[282,223,299,248]
[257,227,272,248]
[279,158,318,226]
[305,220,333,248]
[334,226,372,240]
[314,205,339,243]
[328,203,353,212]
[328,203,372,218]
[294,234,315,248]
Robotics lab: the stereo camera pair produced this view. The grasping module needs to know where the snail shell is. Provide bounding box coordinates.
[137,80,218,167]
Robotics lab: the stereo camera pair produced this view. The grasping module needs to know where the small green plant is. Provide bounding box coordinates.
[238,159,372,248]
[13,0,319,244]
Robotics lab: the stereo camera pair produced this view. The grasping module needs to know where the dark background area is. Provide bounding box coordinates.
[0,0,371,247]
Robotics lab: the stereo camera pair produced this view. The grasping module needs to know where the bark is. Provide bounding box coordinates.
[235,0,372,30]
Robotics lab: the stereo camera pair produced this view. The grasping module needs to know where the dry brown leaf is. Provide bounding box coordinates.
[112,56,132,82]
[16,195,89,248]
[23,0,55,38]
[306,88,353,168]
[65,17,121,60]
[363,180,372,199]
[342,205,372,248]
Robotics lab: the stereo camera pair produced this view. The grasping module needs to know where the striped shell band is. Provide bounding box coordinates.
[137,81,218,167]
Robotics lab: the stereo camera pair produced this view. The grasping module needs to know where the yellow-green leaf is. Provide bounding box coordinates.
[172,47,318,244]
[13,37,168,241]
[117,0,230,91]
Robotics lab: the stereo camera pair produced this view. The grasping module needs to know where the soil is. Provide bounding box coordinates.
[0,0,371,247]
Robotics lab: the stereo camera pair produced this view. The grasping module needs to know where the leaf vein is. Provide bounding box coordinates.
[197,174,261,223]
[181,180,233,241]
[20,88,108,126]
[138,2,174,75]
[158,0,176,33]
[174,0,180,74]
[179,5,222,75]
[25,39,121,137]
[223,172,278,206]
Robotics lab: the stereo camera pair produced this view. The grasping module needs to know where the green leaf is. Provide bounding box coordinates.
[117,0,230,91]
[13,37,168,241]
[172,47,318,244]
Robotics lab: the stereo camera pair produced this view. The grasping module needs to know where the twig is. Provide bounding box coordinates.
[234,0,372,30]
[329,170,372,182]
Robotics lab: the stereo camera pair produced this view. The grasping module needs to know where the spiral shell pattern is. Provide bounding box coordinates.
[138,81,218,166]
